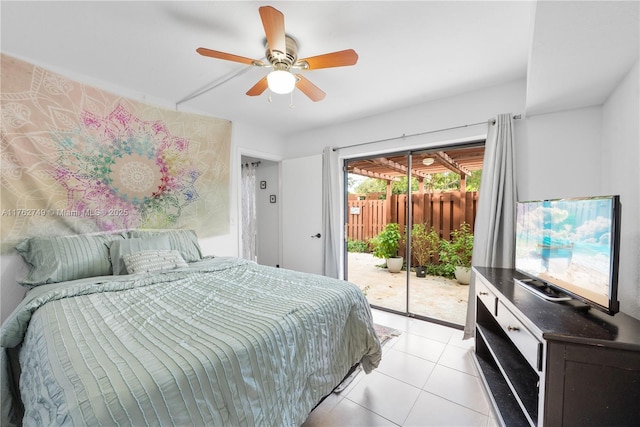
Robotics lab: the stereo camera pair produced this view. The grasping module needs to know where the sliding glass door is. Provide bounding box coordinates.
[345,153,408,313]
[406,149,478,325]
[344,144,484,327]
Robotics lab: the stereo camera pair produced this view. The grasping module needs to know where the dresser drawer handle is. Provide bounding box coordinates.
[507,325,520,332]
[479,291,489,296]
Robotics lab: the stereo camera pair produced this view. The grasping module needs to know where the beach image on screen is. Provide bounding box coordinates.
[515,197,614,307]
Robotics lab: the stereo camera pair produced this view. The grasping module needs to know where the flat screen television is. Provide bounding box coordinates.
[514,195,621,315]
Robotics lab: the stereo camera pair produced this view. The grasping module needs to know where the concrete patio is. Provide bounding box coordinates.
[347,252,469,326]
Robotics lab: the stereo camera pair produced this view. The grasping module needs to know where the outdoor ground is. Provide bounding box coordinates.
[347,252,469,326]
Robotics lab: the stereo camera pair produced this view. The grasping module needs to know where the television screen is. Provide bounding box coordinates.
[515,195,620,314]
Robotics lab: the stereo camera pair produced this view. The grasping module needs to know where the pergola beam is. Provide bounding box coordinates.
[433,151,472,176]
[375,158,431,179]
[350,152,471,183]
[350,167,398,182]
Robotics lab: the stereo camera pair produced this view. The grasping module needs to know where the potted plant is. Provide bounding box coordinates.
[372,223,403,273]
[411,223,441,277]
[439,222,474,284]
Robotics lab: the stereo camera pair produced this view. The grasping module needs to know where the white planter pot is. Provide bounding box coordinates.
[454,266,471,285]
[386,257,403,273]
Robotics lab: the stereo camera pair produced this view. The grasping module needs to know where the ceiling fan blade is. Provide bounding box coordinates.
[196,47,264,66]
[246,76,269,96]
[295,75,326,102]
[297,49,358,70]
[259,6,286,55]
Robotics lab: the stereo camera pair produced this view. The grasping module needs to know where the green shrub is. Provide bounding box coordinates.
[425,263,449,277]
[347,239,368,253]
[372,223,402,259]
[410,223,441,267]
[439,222,474,277]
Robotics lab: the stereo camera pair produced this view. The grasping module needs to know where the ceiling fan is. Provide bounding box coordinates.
[196,5,358,102]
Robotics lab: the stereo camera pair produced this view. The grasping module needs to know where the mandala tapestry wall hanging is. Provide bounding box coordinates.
[0,54,231,253]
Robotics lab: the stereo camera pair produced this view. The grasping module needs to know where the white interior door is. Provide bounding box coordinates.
[281,154,323,274]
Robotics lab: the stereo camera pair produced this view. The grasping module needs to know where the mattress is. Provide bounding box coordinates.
[1,257,381,426]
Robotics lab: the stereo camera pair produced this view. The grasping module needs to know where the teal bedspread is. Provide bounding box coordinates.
[1,257,381,426]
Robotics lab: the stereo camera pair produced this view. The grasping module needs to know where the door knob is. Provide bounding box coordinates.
[311,233,321,238]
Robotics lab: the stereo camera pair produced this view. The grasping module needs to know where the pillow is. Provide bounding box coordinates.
[109,235,171,275]
[122,249,188,274]
[15,233,125,286]
[127,229,202,262]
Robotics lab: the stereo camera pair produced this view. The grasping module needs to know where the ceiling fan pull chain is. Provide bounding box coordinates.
[289,91,295,109]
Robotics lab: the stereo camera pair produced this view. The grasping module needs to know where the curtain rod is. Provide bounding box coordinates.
[242,161,261,168]
[332,114,521,152]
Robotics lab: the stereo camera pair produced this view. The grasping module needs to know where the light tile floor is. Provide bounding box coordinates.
[302,309,498,427]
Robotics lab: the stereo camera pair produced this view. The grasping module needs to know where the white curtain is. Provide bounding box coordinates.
[241,163,258,261]
[464,113,517,339]
[322,146,341,278]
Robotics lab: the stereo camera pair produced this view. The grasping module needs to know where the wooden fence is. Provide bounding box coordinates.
[347,191,479,243]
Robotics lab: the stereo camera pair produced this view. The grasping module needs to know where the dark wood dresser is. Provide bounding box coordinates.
[473,267,640,426]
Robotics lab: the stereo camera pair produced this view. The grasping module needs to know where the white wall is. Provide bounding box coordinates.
[284,79,527,158]
[514,106,603,201]
[601,60,640,319]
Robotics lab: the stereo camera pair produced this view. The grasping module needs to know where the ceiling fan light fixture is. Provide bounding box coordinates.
[196,6,357,102]
[267,70,296,94]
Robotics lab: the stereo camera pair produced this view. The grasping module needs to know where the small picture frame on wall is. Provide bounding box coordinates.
[270,195,276,203]
[260,181,267,189]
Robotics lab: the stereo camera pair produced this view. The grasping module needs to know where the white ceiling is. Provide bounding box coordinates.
[2,1,638,137]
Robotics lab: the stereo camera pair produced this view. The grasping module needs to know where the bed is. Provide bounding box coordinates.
[1,230,382,426]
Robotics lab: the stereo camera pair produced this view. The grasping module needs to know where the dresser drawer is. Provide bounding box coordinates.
[476,277,497,315]
[496,300,542,371]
